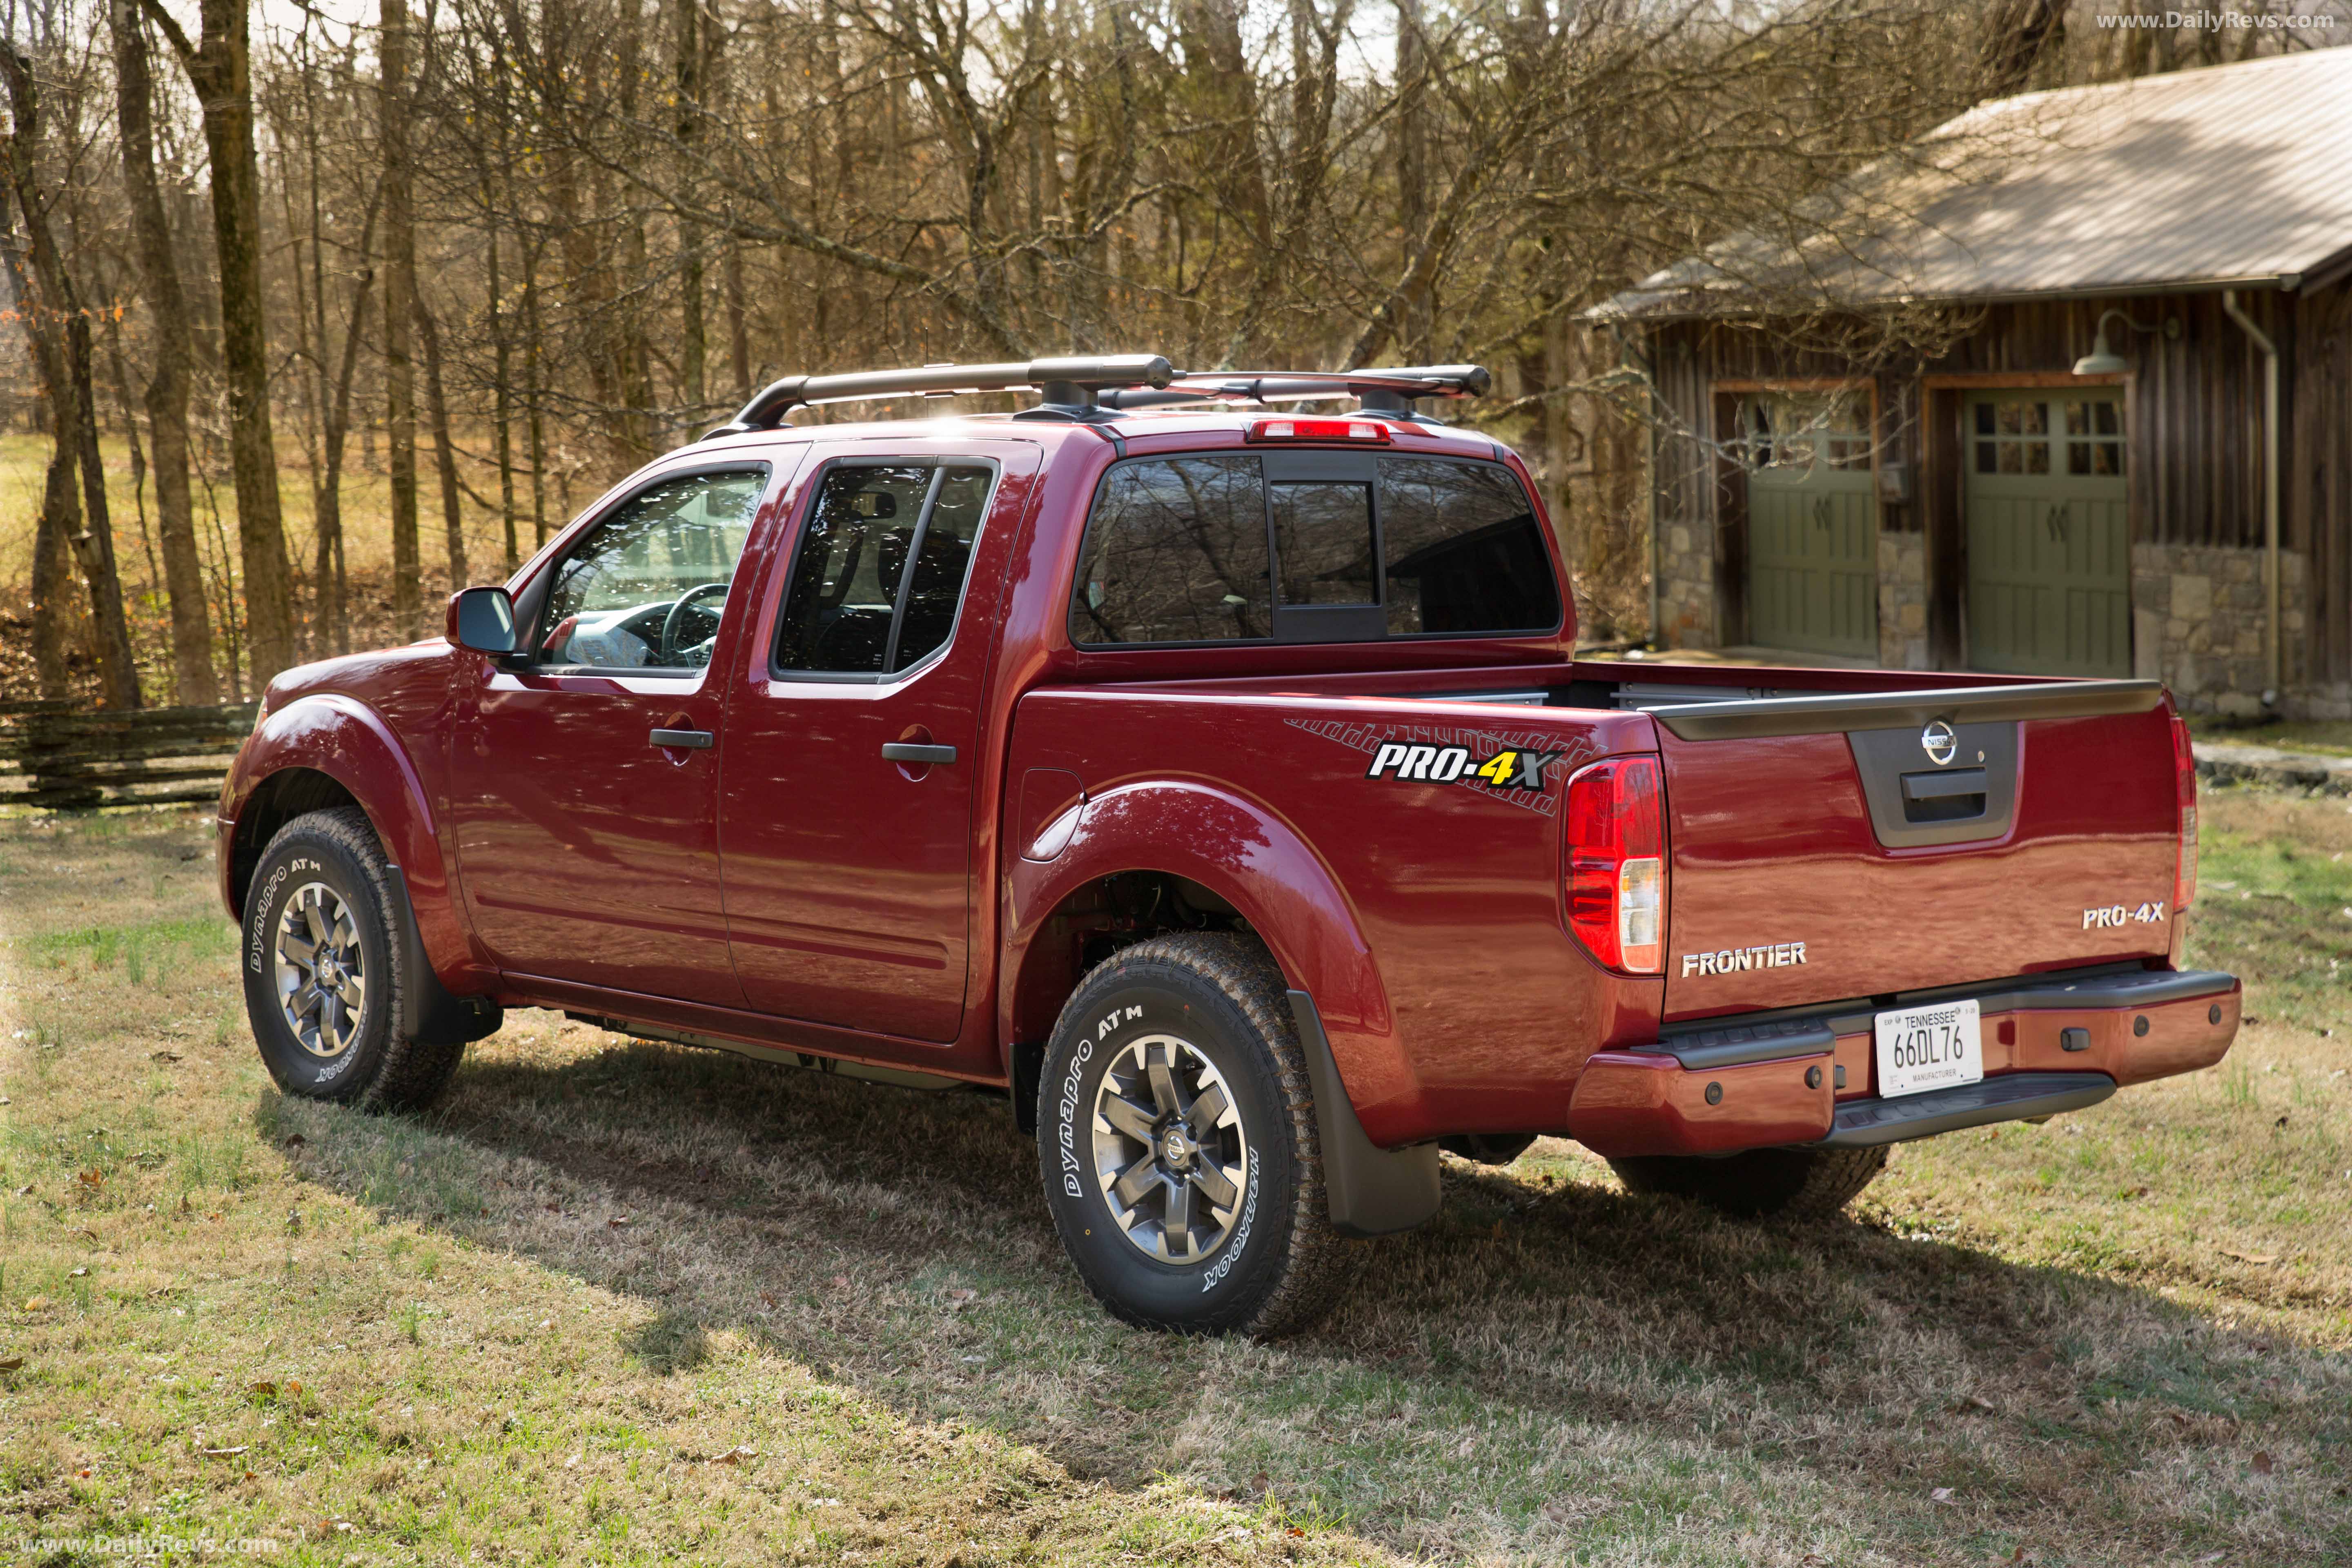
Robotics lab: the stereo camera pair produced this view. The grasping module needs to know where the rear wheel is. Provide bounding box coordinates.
[1609,1145,1889,1220]
[241,807,467,1112]
[1036,933,1346,1338]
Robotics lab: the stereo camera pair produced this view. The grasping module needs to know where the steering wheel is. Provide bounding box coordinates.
[658,581,730,664]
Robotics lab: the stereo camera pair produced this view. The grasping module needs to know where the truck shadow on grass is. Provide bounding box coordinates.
[271,1027,2351,1563]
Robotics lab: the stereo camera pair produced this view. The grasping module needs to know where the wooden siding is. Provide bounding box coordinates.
[1640,284,2350,684]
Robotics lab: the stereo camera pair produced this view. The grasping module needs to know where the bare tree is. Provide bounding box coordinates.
[136,0,296,686]
[3,38,142,708]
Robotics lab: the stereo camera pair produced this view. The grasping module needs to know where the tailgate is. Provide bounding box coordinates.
[1652,680,2182,1021]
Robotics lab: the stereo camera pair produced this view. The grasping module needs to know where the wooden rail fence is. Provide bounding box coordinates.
[0,700,260,811]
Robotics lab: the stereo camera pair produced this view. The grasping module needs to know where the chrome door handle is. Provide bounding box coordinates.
[881,742,956,765]
[648,728,714,750]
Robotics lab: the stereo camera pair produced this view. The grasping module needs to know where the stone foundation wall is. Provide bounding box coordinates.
[2131,546,2308,720]
[1876,533,1929,670]
[1656,519,1719,649]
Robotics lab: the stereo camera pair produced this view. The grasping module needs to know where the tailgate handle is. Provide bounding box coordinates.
[1901,768,1987,803]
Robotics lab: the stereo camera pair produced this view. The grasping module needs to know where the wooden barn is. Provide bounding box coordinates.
[1591,47,2352,719]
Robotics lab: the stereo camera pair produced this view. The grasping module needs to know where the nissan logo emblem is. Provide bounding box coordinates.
[1920,719,1958,766]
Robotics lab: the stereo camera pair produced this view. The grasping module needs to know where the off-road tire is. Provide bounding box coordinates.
[241,806,466,1112]
[1036,933,1347,1338]
[1609,1145,1889,1220]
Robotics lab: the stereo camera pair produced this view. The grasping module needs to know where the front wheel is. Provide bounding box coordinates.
[1036,934,1346,1338]
[1609,1145,1889,1220]
[241,806,466,1112]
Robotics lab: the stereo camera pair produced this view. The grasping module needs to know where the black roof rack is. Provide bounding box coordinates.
[702,357,1489,440]
[705,356,1175,439]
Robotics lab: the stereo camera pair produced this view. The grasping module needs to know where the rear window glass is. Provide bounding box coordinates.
[1068,453,1557,646]
[1377,459,1559,636]
[1071,456,1272,644]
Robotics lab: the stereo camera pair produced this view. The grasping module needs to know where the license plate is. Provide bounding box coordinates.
[1873,998,1984,1098]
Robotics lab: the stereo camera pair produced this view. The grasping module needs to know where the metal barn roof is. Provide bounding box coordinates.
[1594,47,2352,320]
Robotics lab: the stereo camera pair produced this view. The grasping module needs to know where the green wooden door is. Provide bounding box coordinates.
[1743,396,1878,659]
[1964,391,2130,677]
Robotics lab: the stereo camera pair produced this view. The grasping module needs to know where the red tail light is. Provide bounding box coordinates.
[2172,714,2198,912]
[1564,756,1665,974]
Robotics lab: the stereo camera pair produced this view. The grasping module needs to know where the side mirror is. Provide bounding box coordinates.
[448,585,517,656]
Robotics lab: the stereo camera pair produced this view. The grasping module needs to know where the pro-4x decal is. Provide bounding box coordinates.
[1283,717,1595,816]
[1365,742,1561,790]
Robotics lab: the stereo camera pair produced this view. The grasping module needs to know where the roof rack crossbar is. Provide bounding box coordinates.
[705,354,1176,439]
[1097,364,1490,418]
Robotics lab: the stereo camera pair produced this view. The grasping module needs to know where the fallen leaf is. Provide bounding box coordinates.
[946,1288,977,1307]
[2274,1115,2290,1129]
[21,1296,50,1312]
[282,1134,305,1149]
[77,1228,98,1243]
[201,1446,250,1458]
[829,1274,849,1290]
[1953,1394,1995,1414]
[607,1216,630,1229]
[0,1356,23,1372]
[2253,1450,2274,1474]
[77,1468,91,1479]
[285,1379,304,1396]
[242,1471,255,1481]
[249,1381,278,1400]
[2220,1249,2279,1265]
[76,1168,104,1189]
[1286,1526,1305,1538]
[1930,1486,1957,1504]
[759,1291,779,1309]
[150,1051,183,1063]
[2133,1185,2150,1198]
[68,1267,87,1278]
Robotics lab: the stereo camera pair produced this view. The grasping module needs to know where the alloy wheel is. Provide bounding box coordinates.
[1089,1033,1250,1263]
[274,881,367,1058]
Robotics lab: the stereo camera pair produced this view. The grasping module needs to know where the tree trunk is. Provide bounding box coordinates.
[415,290,469,588]
[137,0,295,687]
[1394,0,1432,361]
[381,0,422,638]
[0,223,75,697]
[112,0,218,703]
[3,49,143,709]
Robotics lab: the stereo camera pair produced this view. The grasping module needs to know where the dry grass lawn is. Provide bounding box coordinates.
[2,787,2348,1564]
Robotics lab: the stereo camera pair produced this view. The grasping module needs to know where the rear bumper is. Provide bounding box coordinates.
[1566,966,2238,1158]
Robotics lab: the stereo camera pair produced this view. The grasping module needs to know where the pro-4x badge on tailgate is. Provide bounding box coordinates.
[1366,742,1563,789]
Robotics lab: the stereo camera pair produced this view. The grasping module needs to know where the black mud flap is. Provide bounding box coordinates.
[1287,990,1440,1237]
[385,865,503,1047]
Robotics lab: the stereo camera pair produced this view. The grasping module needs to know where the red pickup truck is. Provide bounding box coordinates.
[219,356,2239,1337]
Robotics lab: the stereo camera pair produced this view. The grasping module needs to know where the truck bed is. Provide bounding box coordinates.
[1006,658,2197,1147]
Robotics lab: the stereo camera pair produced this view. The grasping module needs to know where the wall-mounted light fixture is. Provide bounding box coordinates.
[2072,309,2181,375]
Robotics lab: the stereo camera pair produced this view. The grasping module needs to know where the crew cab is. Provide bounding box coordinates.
[218,356,2239,1336]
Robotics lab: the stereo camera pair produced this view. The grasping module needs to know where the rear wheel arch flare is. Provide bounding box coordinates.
[1008,868,1287,1059]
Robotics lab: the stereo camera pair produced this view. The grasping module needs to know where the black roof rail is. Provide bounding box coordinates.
[1096,364,1490,423]
[704,355,1175,439]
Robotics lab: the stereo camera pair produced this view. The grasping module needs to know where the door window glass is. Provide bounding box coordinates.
[1741,390,1870,472]
[1973,398,2052,475]
[1377,458,1560,635]
[775,462,996,676]
[537,468,765,671]
[1273,482,1377,606]
[2064,397,2125,476]
[892,466,993,671]
[1069,457,1271,644]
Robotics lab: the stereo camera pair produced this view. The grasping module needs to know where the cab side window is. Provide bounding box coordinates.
[775,461,997,677]
[536,468,766,672]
